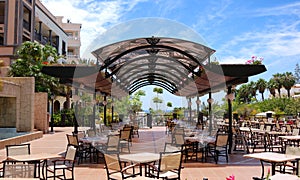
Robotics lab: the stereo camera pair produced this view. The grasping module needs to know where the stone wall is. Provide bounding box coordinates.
[34,92,49,133]
[0,77,34,132]
[0,97,16,127]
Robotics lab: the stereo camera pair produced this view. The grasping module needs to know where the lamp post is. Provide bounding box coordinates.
[50,93,55,133]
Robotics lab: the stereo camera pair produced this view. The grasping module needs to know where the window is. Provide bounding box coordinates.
[23,6,31,31]
[0,33,3,45]
[0,1,5,24]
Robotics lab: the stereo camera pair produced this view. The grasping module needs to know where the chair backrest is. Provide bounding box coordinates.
[106,135,120,153]
[73,131,85,139]
[276,123,280,130]
[282,126,287,133]
[174,134,185,145]
[216,133,229,147]
[6,144,30,157]
[120,129,131,141]
[174,127,184,135]
[65,145,77,161]
[66,134,79,146]
[259,124,264,131]
[265,125,271,132]
[164,143,182,152]
[158,151,183,174]
[292,128,299,136]
[286,124,292,133]
[2,160,35,178]
[285,145,300,155]
[87,129,96,137]
[103,153,121,172]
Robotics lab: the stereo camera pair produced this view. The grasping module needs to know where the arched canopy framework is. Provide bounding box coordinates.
[41,37,267,98]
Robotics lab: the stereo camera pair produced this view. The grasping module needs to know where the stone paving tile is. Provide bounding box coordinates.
[0,126,267,180]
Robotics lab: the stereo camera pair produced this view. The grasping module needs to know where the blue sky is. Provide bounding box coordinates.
[43,0,300,110]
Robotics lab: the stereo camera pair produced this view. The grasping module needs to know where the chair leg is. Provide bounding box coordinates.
[215,151,219,164]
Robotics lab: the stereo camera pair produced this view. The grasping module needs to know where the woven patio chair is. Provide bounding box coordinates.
[147,151,183,180]
[46,145,77,180]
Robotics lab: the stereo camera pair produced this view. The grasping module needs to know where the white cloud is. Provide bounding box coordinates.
[254,2,300,17]
[42,0,144,55]
[217,20,300,67]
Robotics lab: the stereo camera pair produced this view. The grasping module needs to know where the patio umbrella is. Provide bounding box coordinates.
[255,112,267,117]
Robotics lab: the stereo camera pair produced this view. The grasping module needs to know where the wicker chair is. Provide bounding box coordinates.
[147,151,183,180]
[207,133,229,164]
[103,153,139,180]
[2,160,36,178]
[46,145,77,180]
[6,143,31,156]
[119,129,131,153]
[66,134,91,164]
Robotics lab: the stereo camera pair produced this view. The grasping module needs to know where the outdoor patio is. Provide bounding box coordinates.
[0,126,267,180]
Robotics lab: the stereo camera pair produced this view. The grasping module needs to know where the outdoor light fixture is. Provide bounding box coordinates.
[207,98,214,104]
[50,93,55,133]
[225,93,235,101]
[79,83,85,89]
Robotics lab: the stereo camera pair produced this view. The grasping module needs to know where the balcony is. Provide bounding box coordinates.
[0,16,4,24]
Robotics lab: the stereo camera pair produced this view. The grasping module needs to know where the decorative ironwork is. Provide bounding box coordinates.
[146,36,160,45]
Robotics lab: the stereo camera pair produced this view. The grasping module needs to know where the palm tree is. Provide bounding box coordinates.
[248,81,257,101]
[267,79,276,97]
[237,84,250,103]
[272,73,284,98]
[256,78,267,101]
[166,102,172,112]
[153,87,163,110]
[282,72,296,98]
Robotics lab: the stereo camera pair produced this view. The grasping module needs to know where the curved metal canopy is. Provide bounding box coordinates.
[91,36,215,95]
[41,37,267,98]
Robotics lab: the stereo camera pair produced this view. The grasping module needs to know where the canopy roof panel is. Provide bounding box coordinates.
[41,37,267,98]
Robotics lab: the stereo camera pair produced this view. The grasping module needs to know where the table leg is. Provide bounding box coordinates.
[260,160,265,179]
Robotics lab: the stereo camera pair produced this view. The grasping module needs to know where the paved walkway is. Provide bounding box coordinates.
[0,126,266,180]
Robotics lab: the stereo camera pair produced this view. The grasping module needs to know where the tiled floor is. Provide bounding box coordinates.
[0,126,268,180]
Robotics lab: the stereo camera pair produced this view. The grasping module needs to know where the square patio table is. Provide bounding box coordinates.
[270,173,300,180]
[244,152,300,178]
[120,152,160,176]
[184,135,216,162]
[279,135,300,147]
[7,153,61,179]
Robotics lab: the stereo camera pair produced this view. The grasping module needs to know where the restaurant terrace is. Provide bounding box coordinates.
[4,37,300,180]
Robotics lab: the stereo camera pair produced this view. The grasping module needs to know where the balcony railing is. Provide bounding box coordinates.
[23,20,30,32]
[67,54,79,59]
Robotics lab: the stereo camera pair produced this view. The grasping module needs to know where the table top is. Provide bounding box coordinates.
[184,136,215,143]
[270,173,300,180]
[279,135,300,140]
[244,152,300,163]
[1,178,39,180]
[7,153,60,161]
[120,152,160,163]
[80,136,108,145]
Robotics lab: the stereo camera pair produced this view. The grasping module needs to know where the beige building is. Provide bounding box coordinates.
[0,0,81,133]
[0,0,82,76]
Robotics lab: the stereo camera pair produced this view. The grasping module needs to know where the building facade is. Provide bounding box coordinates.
[0,0,81,76]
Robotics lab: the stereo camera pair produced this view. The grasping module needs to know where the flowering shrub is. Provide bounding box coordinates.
[245,56,263,65]
[265,168,270,180]
[226,174,235,180]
